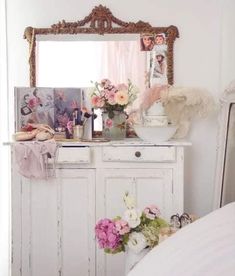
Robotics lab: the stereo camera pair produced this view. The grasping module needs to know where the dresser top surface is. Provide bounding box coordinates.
[58,138,191,147]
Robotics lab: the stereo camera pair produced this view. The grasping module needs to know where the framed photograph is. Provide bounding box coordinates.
[140,34,155,51]
[142,32,168,87]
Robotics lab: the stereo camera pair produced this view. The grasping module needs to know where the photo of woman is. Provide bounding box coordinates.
[140,34,154,51]
[149,52,168,86]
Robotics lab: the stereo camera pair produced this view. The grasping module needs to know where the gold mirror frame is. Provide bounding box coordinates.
[24,4,179,87]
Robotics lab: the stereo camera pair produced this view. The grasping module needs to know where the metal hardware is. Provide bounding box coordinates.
[135,151,141,158]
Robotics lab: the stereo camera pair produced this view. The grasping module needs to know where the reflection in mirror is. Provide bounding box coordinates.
[221,103,235,206]
[36,36,146,131]
[36,36,145,89]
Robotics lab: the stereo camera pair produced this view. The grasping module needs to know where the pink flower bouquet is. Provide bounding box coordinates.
[90,79,138,119]
[95,193,168,254]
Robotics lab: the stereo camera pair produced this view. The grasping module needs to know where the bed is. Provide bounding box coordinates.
[128,202,235,276]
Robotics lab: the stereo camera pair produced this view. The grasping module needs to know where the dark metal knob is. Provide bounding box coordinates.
[135,151,141,158]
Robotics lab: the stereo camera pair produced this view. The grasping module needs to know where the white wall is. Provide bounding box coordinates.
[220,0,235,90]
[5,0,234,217]
[0,1,11,276]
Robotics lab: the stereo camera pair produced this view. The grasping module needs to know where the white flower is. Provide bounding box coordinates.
[115,90,129,105]
[123,193,136,209]
[123,209,141,228]
[127,232,147,254]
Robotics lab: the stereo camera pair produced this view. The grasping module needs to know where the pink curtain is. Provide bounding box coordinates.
[101,41,146,93]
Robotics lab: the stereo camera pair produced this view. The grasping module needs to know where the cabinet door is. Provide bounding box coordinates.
[12,169,95,276]
[96,168,173,276]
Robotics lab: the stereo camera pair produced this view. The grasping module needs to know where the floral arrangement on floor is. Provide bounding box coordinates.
[90,79,138,119]
[95,193,170,255]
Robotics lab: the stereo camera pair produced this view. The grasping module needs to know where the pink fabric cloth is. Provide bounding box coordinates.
[14,140,58,179]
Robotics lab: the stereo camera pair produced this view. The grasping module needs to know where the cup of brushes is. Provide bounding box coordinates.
[66,108,95,140]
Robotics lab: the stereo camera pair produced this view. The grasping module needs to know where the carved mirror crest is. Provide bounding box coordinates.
[24,5,179,87]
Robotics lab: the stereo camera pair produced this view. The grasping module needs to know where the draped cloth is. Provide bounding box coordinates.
[128,202,235,276]
[13,140,58,179]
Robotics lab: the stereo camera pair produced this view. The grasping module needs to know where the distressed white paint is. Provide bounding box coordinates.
[96,168,173,276]
[102,146,175,162]
[12,142,186,276]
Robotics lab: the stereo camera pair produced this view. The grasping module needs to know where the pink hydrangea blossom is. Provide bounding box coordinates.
[106,118,113,128]
[95,219,121,250]
[115,219,130,235]
[143,205,161,220]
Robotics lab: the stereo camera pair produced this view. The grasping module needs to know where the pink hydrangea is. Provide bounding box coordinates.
[143,205,161,220]
[115,219,130,235]
[95,219,121,250]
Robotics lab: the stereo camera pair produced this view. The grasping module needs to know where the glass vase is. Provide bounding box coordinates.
[102,111,127,140]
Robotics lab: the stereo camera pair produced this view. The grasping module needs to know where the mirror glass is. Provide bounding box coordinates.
[221,103,235,205]
[36,34,146,89]
[36,34,146,131]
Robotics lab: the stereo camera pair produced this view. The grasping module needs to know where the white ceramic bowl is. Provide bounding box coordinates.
[134,124,177,143]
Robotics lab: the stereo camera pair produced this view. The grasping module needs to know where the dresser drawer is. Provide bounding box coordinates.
[57,147,90,163]
[102,146,175,162]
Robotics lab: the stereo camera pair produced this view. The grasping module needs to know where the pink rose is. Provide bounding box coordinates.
[91,95,105,108]
[143,205,161,220]
[115,219,130,235]
[106,118,113,128]
[106,91,116,105]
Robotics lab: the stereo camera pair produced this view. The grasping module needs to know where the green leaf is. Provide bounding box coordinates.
[104,245,124,254]
[108,110,114,119]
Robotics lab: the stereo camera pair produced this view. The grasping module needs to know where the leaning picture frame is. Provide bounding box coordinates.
[14,87,92,140]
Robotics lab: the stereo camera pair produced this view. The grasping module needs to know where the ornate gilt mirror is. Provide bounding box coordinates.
[23,5,179,136]
[24,5,178,87]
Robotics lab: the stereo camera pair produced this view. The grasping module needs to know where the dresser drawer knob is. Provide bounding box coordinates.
[135,151,141,158]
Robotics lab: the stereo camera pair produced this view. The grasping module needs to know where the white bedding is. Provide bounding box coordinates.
[128,202,235,276]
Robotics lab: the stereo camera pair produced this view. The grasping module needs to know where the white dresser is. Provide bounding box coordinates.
[11,139,190,276]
